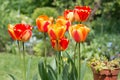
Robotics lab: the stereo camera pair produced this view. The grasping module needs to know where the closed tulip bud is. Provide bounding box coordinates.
[69,24,90,42]
[36,15,53,33]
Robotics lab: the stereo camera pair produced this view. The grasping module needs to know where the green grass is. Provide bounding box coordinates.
[0,53,120,80]
[0,53,41,80]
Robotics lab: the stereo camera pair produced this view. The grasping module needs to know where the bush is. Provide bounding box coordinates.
[81,34,120,60]
[32,7,59,25]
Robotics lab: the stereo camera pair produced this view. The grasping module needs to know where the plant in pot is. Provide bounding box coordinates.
[89,48,120,80]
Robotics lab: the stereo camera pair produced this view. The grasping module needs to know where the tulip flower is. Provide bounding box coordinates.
[56,16,71,31]
[48,23,66,40]
[64,9,74,22]
[74,6,91,22]
[36,15,53,33]
[69,24,90,42]
[51,37,69,51]
[13,23,32,42]
[8,24,17,40]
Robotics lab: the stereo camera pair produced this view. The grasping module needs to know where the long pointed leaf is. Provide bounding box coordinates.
[8,74,16,80]
[62,64,69,80]
[38,60,48,80]
[47,65,57,80]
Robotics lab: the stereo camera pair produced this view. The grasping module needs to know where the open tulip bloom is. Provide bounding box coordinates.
[64,6,91,22]
[8,23,32,42]
[74,6,91,22]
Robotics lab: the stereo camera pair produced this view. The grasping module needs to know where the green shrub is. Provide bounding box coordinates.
[32,7,59,24]
[81,34,120,60]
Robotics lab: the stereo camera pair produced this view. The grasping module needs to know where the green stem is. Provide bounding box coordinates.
[78,43,81,80]
[43,33,47,66]
[74,42,77,65]
[57,51,62,80]
[22,42,26,80]
[17,41,20,53]
[58,51,62,74]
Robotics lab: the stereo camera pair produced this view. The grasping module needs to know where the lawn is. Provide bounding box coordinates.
[0,53,120,80]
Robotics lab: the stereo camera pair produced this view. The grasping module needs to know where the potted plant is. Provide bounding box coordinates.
[89,55,120,80]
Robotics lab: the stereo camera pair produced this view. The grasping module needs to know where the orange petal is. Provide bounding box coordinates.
[57,27,66,39]
[8,24,17,40]
[20,30,32,42]
[36,18,43,32]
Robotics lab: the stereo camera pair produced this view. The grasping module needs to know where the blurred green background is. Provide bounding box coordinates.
[0,0,120,80]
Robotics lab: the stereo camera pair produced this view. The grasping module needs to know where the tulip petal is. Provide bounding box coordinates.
[72,29,83,42]
[20,30,32,42]
[49,29,57,40]
[8,24,17,40]
[36,18,43,32]
[43,21,50,32]
[57,27,66,39]
[60,38,69,50]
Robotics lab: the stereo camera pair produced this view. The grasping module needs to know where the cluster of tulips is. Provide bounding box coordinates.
[8,6,91,80]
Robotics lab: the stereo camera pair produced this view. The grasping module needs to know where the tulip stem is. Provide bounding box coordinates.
[22,42,26,80]
[43,33,47,66]
[57,51,62,80]
[74,42,77,65]
[17,40,22,59]
[17,40,20,54]
[78,43,81,80]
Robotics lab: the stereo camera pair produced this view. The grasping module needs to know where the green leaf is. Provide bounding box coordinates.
[65,51,78,80]
[47,65,57,80]
[38,60,48,80]
[8,74,16,80]
[62,64,69,80]
[81,60,87,80]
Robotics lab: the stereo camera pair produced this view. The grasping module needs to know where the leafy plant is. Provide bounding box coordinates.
[89,58,120,71]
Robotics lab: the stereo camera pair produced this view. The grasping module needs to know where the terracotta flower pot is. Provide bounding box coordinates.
[92,68,120,80]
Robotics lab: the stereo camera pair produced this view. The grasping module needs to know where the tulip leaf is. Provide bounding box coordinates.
[80,60,87,80]
[65,51,78,80]
[62,64,69,80]
[38,60,48,80]
[8,74,16,80]
[47,65,57,80]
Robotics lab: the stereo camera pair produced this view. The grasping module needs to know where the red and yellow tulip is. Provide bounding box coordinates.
[36,15,53,33]
[48,23,66,40]
[74,6,91,22]
[56,16,71,31]
[64,9,74,22]
[69,24,90,42]
[8,23,32,42]
[51,37,69,51]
